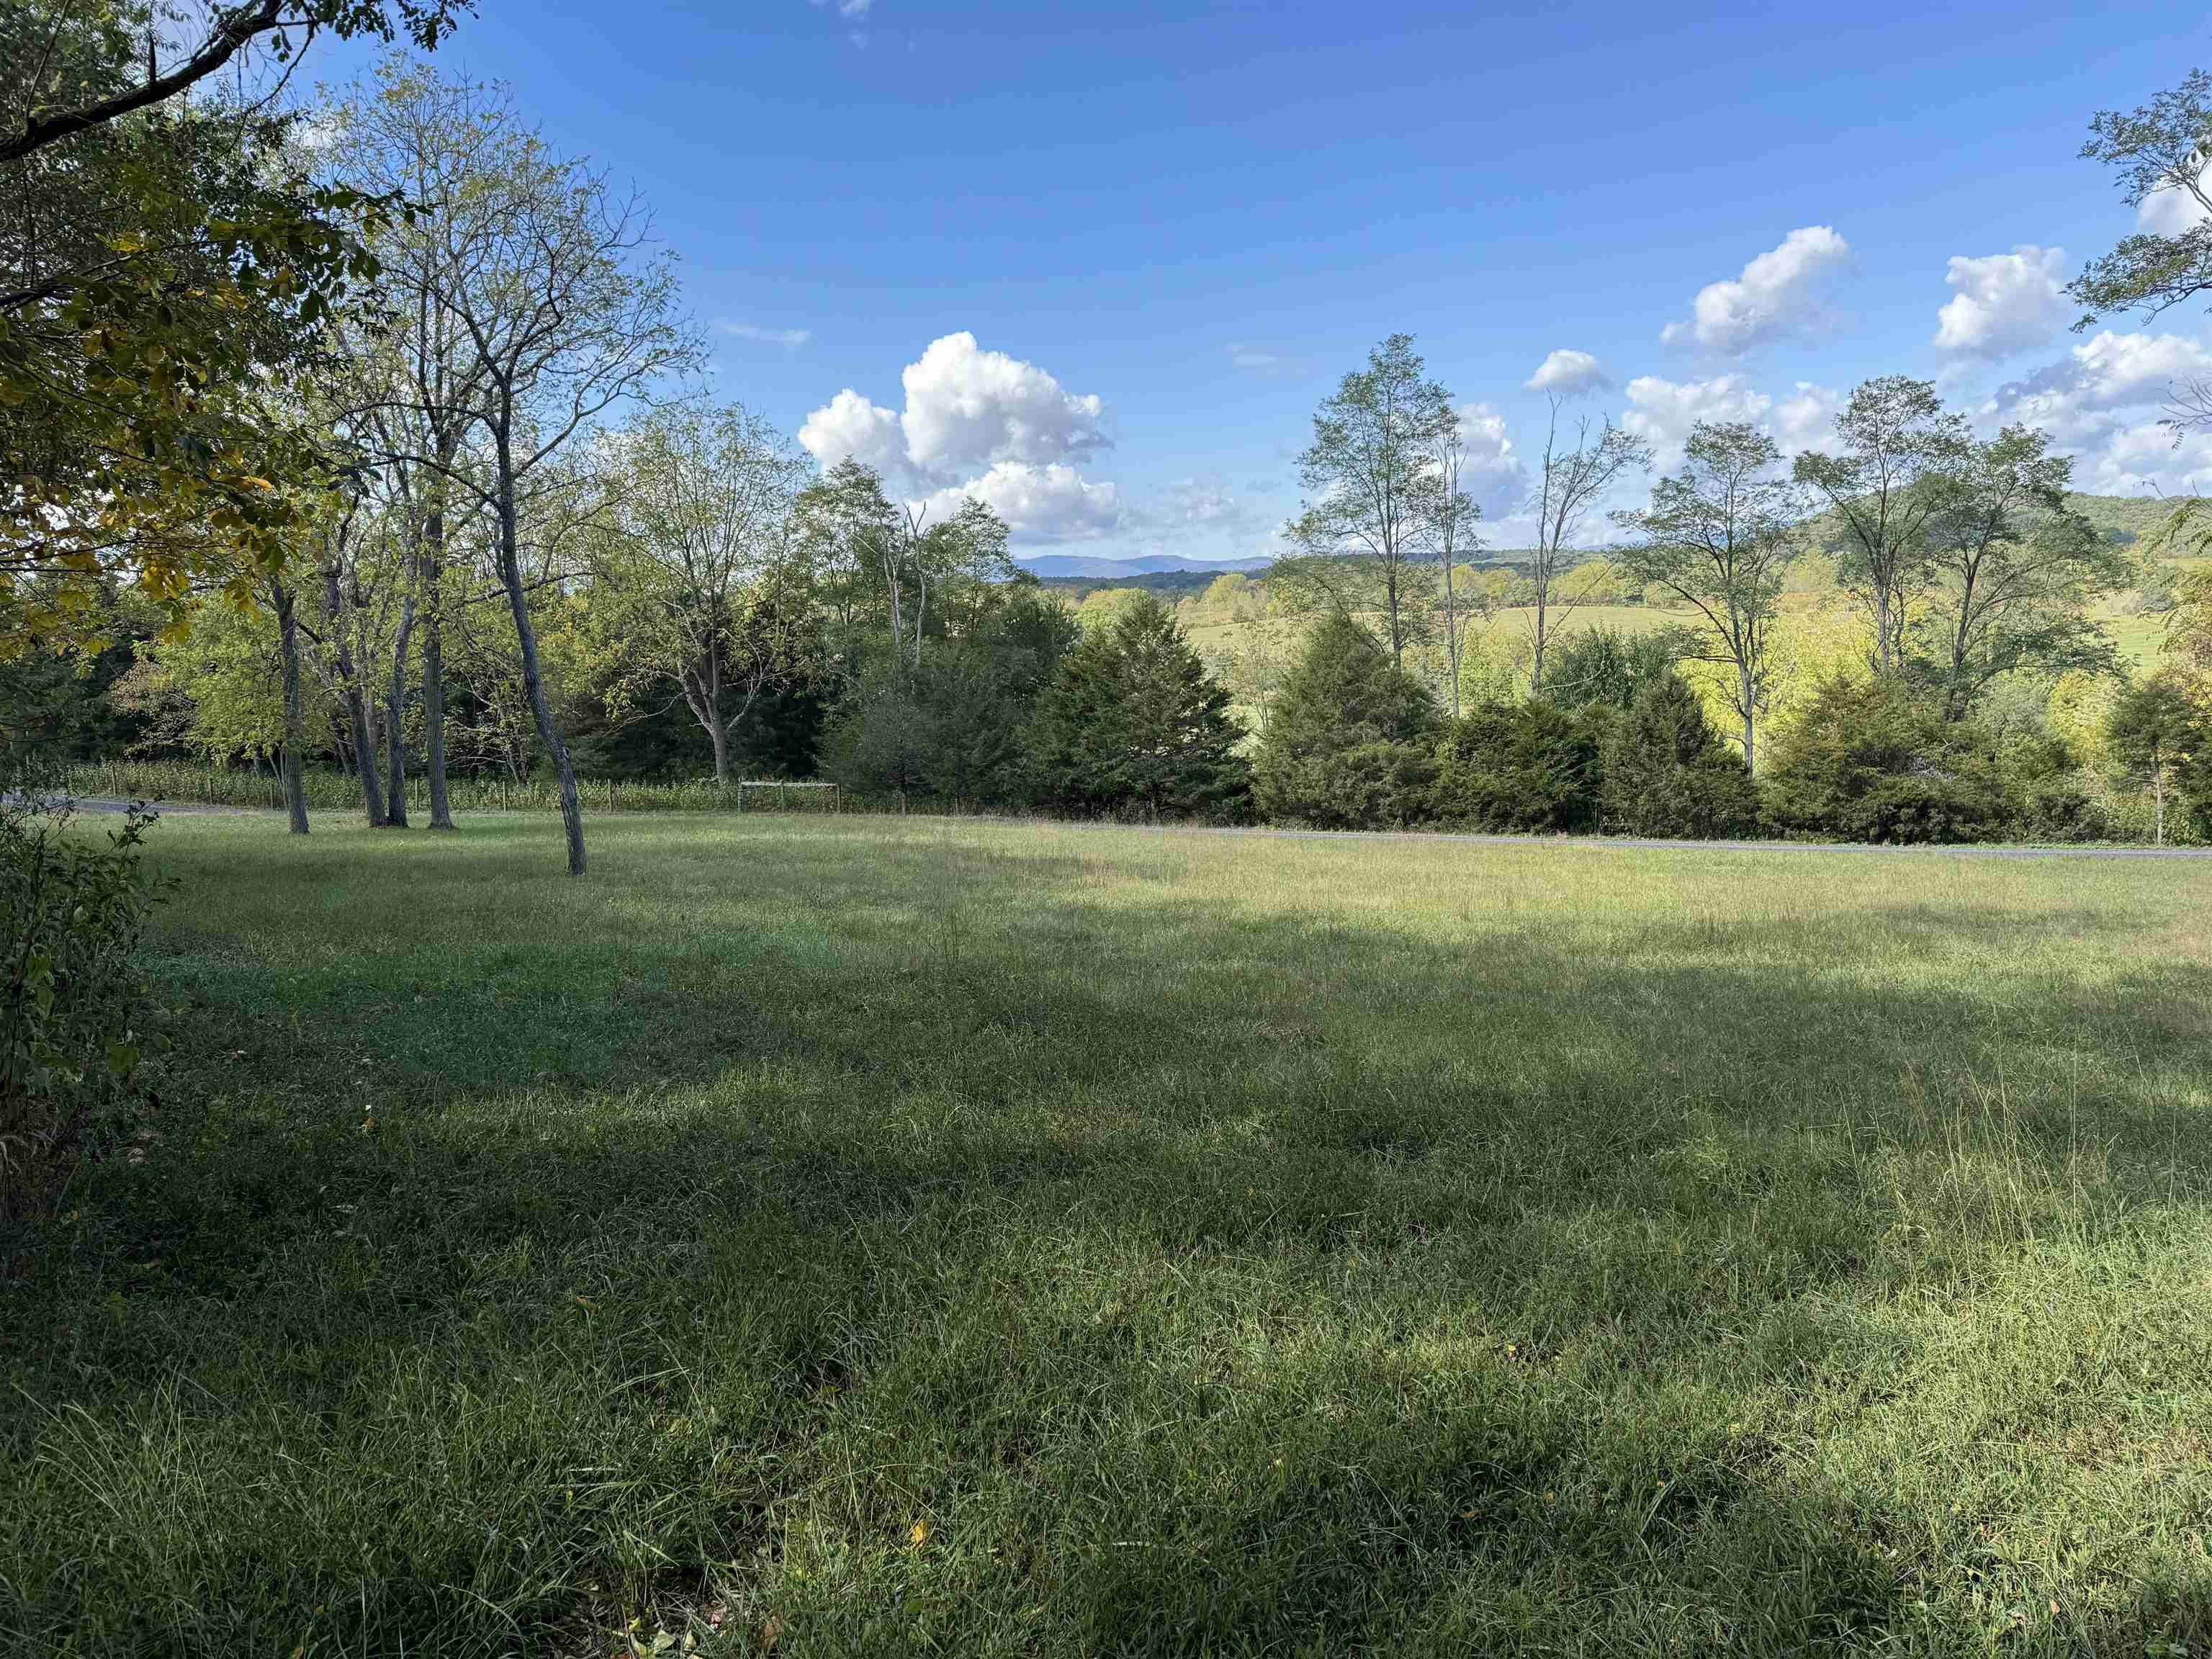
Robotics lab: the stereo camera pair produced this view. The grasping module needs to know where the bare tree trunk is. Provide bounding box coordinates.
[324,560,387,827]
[2154,760,2167,847]
[271,575,310,835]
[1531,586,1550,696]
[421,437,458,829]
[1740,666,1757,775]
[384,595,417,827]
[495,451,585,876]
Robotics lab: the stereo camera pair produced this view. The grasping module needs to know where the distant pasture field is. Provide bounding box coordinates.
[6,812,2212,1655]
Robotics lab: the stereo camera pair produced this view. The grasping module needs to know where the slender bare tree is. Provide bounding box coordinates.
[1524,398,1650,695]
[350,70,697,874]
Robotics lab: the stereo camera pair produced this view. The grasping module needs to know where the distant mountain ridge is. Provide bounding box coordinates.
[1015,553,1277,578]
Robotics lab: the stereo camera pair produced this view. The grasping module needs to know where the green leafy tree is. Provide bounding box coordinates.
[1252,611,1438,827]
[1524,402,1651,694]
[1793,378,1969,677]
[2069,67,2212,343]
[582,400,812,782]
[1033,594,1248,819]
[0,1,464,655]
[1431,699,1609,833]
[1917,426,2127,719]
[1286,333,1455,670]
[1614,421,1802,769]
[2105,671,2203,845]
[1538,625,1686,714]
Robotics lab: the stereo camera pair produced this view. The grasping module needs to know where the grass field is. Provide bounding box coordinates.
[6,811,2212,1655]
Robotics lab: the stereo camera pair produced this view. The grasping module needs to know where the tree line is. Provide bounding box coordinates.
[5,23,2212,866]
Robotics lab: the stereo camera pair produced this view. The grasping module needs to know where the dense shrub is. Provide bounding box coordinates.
[1253,612,1438,827]
[2021,776,2113,843]
[1600,674,1761,838]
[1030,594,1249,819]
[1431,699,1608,832]
[821,588,1079,806]
[1763,675,2011,843]
[1539,626,1683,713]
[2,802,167,1219]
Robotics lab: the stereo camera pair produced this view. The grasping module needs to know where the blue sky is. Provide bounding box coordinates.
[325,2,2212,559]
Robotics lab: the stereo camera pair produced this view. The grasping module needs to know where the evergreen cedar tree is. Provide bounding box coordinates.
[1030,593,1250,819]
[1761,675,2013,845]
[1597,674,1761,840]
[1252,611,1439,828]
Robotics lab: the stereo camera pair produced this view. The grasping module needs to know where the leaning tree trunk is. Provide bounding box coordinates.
[270,575,310,835]
[323,562,386,827]
[384,595,417,828]
[494,456,585,876]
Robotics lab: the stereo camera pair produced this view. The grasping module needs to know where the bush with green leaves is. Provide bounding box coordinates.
[1030,593,1249,819]
[1762,675,2012,844]
[1436,702,1608,832]
[1537,625,1684,714]
[1600,673,1762,839]
[2,801,167,1218]
[1431,699,1609,832]
[1252,611,1438,827]
[820,588,1079,807]
[2103,670,2208,845]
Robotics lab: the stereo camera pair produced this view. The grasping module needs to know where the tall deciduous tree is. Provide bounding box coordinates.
[387,72,696,874]
[1524,400,1650,696]
[1426,415,1485,718]
[1287,334,1455,670]
[1614,421,1801,770]
[1793,377,1968,678]
[585,401,812,782]
[1917,426,2127,719]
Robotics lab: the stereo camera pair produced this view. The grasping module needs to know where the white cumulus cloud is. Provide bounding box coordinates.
[896,331,1109,480]
[1932,246,2067,360]
[1523,349,1610,395]
[2139,174,2211,235]
[1622,374,1773,466]
[797,388,904,475]
[1662,226,1852,356]
[1453,402,1528,515]
[914,462,1123,542]
[1771,382,1843,457]
[798,333,1117,542]
[1620,374,1839,469]
[1992,330,2212,444]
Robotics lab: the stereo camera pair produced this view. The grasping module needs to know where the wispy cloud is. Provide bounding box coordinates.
[1228,343,1285,373]
[716,320,812,350]
[808,0,872,16]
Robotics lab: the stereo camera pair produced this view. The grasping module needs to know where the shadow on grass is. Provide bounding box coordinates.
[6,817,2211,1655]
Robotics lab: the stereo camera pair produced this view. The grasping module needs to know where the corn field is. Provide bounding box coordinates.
[63,763,845,817]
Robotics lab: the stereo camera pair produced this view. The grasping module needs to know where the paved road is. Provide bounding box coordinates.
[21,793,2212,858]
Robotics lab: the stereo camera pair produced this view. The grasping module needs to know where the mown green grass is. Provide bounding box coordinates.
[5,811,2212,1656]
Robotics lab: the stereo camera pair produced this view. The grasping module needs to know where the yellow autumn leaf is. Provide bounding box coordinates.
[908,1521,929,1547]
